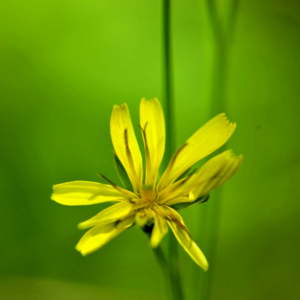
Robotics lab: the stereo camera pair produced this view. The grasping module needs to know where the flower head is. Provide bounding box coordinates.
[51,98,242,270]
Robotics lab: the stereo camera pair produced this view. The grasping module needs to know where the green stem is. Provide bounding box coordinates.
[153,245,169,277]
[199,189,223,300]
[168,235,184,300]
[162,0,175,159]
[206,0,228,111]
[161,1,184,300]
[153,244,184,300]
[197,1,239,300]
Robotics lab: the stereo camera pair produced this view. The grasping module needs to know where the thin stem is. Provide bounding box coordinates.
[197,189,224,300]
[227,0,240,45]
[162,1,184,299]
[153,244,184,300]
[162,0,175,159]
[206,0,228,111]
[168,235,184,300]
[197,1,239,300]
[152,243,171,300]
[153,244,169,276]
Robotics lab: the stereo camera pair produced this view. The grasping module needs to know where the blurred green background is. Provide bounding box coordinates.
[1,0,300,299]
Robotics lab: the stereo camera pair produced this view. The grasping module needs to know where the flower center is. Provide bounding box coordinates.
[141,186,156,204]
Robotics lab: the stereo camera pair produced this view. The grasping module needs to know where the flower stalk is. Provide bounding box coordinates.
[197,1,240,299]
[162,1,185,299]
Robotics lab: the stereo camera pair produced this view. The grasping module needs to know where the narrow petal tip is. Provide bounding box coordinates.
[75,244,88,256]
[77,223,86,230]
[203,261,209,271]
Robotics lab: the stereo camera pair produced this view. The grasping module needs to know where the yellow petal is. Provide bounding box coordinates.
[51,181,134,206]
[161,196,191,207]
[78,202,134,229]
[110,103,143,192]
[140,98,165,186]
[150,209,168,248]
[76,215,135,256]
[157,175,195,204]
[163,206,208,270]
[158,113,236,190]
[190,150,243,200]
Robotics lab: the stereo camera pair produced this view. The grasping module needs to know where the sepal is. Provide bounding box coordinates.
[170,194,210,210]
[113,151,133,191]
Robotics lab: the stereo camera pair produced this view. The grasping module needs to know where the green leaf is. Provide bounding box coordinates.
[170,194,210,210]
[113,151,133,192]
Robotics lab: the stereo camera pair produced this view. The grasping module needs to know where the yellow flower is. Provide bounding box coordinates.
[51,98,242,270]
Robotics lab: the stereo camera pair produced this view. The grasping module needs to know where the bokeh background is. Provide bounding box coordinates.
[1,1,300,299]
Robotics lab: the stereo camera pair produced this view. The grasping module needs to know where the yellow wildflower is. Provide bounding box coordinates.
[51,98,242,270]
